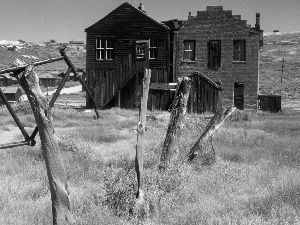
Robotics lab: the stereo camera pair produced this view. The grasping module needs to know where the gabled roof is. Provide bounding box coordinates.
[0,86,21,94]
[191,72,222,90]
[39,73,54,79]
[85,2,170,32]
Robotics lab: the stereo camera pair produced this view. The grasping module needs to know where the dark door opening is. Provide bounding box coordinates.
[234,82,244,110]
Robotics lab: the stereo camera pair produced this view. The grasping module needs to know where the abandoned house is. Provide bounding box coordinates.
[0,74,18,87]
[0,86,22,104]
[39,73,56,87]
[85,2,262,112]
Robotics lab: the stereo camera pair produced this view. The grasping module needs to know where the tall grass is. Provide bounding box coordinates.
[1,108,300,224]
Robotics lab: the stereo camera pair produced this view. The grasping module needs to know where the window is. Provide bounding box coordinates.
[208,40,221,69]
[149,38,157,59]
[233,40,246,62]
[183,41,195,61]
[136,40,148,60]
[96,38,115,60]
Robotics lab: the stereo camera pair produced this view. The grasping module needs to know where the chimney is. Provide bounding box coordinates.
[138,3,145,13]
[255,13,260,30]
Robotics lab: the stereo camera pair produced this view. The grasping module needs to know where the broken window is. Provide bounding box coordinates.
[96,39,115,60]
[208,40,221,69]
[149,38,157,59]
[136,40,149,60]
[183,41,195,61]
[233,40,246,62]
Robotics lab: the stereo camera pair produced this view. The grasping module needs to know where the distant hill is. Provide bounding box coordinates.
[260,31,300,100]
[0,42,86,74]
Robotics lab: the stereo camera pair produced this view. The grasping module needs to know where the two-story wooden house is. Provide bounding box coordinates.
[85,3,262,112]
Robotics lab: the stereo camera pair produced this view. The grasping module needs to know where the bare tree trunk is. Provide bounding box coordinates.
[135,68,151,218]
[160,77,191,169]
[16,62,73,225]
[187,106,236,163]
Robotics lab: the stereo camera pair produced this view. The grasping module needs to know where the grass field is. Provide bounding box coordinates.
[0,105,300,224]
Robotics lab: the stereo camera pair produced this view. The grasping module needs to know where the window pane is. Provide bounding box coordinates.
[96,39,100,48]
[106,39,114,48]
[107,49,114,59]
[184,41,194,50]
[150,38,157,48]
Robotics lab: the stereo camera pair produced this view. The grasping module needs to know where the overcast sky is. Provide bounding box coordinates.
[1,0,299,43]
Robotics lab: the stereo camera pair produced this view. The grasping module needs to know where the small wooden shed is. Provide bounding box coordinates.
[188,72,222,114]
[39,73,56,87]
[258,95,281,113]
[0,86,22,103]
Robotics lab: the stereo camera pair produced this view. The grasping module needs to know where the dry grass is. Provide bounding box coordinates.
[1,107,300,224]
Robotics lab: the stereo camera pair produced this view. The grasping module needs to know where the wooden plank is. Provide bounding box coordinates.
[149,83,177,90]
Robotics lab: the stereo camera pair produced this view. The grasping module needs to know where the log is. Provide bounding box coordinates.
[135,68,151,218]
[15,61,73,225]
[160,77,191,169]
[187,106,236,163]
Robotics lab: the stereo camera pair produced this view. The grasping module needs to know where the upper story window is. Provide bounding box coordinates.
[208,40,221,69]
[136,45,146,59]
[233,40,246,62]
[183,40,195,61]
[96,38,115,60]
[149,38,157,59]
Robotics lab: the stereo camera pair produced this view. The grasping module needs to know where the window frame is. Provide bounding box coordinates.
[207,40,221,69]
[95,38,115,61]
[183,40,196,62]
[233,40,246,62]
[149,38,157,60]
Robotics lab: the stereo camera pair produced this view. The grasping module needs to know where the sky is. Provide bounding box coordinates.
[1,0,299,43]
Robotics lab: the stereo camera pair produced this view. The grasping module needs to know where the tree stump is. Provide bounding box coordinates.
[160,77,191,169]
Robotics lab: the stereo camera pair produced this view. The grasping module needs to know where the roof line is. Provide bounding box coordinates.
[190,71,222,90]
[85,2,170,31]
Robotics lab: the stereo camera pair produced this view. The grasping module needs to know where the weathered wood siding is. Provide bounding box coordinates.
[188,73,221,114]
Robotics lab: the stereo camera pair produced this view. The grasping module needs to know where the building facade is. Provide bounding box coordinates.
[85,3,262,111]
[175,6,262,110]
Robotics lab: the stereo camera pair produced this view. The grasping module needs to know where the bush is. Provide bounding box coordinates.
[13,102,32,114]
[228,109,251,122]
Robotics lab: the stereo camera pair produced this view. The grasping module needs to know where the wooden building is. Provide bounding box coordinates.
[0,86,22,103]
[0,74,18,87]
[85,3,262,112]
[39,73,56,87]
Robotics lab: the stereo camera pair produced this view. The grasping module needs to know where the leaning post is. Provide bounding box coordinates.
[14,60,73,225]
[187,106,236,162]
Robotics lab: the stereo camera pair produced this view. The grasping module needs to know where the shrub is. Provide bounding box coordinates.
[228,109,251,122]
[13,102,32,114]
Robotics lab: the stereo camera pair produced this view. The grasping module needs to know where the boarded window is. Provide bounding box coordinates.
[96,38,115,60]
[149,38,157,59]
[183,41,195,61]
[208,40,221,69]
[233,40,246,62]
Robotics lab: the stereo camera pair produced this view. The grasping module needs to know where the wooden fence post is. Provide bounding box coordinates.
[135,68,151,215]
[187,106,236,163]
[15,61,73,225]
[160,77,191,169]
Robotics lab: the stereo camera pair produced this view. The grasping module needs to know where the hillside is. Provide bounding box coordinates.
[0,42,85,74]
[260,32,300,100]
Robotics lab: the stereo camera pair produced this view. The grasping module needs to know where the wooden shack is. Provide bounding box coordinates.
[0,86,22,103]
[258,95,281,113]
[39,73,56,87]
[85,2,174,110]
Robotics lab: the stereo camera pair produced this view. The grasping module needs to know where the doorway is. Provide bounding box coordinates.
[234,82,244,110]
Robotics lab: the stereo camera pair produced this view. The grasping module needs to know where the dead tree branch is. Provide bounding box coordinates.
[160,77,191,169]
[15,60,73,225]
[187,106,236,163]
